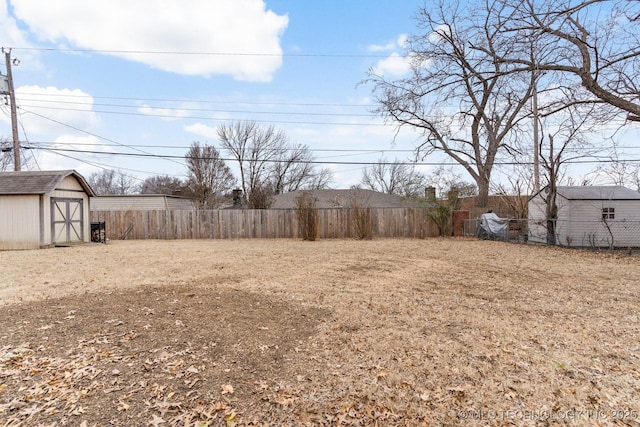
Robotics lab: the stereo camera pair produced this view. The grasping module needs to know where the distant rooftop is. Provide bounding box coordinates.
[556,186,640,200]
[270,189,417,209]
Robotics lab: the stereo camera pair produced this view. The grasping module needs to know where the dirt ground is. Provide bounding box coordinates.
[1,238,640,426]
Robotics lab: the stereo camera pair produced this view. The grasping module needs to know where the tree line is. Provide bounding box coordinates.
[366,0,640,214]
[85,119,479,209]
[87,121,332,209]
[86,119,477,208]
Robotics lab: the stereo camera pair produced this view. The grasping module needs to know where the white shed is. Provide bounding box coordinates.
[0,170,95,250]
[528,185,640,248]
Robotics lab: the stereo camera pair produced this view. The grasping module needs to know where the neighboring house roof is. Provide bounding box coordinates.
[555,186,640,201]
[0,170,95,196]
[270,189,417,209]
[91,194,196,210]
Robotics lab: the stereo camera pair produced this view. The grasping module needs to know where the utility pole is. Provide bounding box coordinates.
[530,43,540,193]
[3,48,20,171]
[532,80,540,193]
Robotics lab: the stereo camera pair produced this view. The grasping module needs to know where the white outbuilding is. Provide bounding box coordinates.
[0,170,95,250]
[528,185,640,248]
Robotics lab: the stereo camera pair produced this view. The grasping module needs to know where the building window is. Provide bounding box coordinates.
[602,207,615,220]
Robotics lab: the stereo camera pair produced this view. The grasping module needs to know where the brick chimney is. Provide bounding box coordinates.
[425,186,437,201]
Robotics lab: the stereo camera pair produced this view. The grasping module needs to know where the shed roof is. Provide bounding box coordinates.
[0,170,95,196]
[270,189,416,209]
[556,185,640,201]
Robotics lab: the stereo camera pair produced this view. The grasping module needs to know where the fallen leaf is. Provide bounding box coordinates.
[224,412,237,427]
[221,384,234,395]
[149,414,165,426]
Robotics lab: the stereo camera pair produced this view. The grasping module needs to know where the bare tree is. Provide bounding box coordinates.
[306,167,333,190]
[537,102,607,245]
[140,174,188,195]
[425,166,478,199]
[0,137,12,171]
[360,158,429,198]
[218,121,287,208]
[87,169,139,195]
[218,120,332,208]
[1,136,30,171]
[367,0,535,207]
[493,169,533,219]
[270,143,333,193]
[591,144,640,191]
[185,142,236,209]
[493,0,640,120]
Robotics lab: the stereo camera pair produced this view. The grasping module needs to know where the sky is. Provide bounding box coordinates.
[0,0,430,190]
[1,0,639,192]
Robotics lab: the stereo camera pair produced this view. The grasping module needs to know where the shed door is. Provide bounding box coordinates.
[51,198,84,244]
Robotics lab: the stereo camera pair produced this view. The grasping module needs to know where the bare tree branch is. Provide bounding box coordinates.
[366,0,535,207]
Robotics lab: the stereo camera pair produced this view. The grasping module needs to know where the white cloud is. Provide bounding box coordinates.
[184,122,218,139]
[10,0,288,82]
[137,105,189,121]
[368,33,408,52]
[368,34,412,78]
[35,134,105,174]
[15,85,97,135]
[372,53,411,78]
[0,0,29,47]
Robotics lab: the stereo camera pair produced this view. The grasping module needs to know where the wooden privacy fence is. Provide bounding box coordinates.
[90,208,439,240]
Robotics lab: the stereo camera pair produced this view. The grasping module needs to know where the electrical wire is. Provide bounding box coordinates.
[16,92,371,108]
[18,104,387,126]
[33,146,640,166]
[16,98,375,118]
[13,46,398,59]
[18,107,185,167]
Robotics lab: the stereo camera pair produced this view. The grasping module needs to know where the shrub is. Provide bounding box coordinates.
[349,195,373,240]
[295,192,319,241]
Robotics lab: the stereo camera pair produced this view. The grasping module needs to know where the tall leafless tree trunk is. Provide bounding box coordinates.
[367,0,536,207]
[185,142,236,209]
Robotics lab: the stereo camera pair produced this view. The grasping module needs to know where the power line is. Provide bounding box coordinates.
[16,91,371,108]
[32,146,640,166]
[19,108,185,167]
[13,46,397,59]
[25,144,183,178]
[18,104,386,126]
[16,98,375,118]
[23,139,418,153]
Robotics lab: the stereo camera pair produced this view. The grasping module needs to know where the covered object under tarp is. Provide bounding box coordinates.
[477,212,509,240]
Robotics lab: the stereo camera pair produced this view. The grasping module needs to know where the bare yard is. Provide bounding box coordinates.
[1,238,640,426]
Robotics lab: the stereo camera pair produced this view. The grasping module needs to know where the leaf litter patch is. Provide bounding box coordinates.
[0,284,329,426]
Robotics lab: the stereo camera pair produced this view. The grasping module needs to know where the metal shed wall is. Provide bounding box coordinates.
[528,190,640,247]
[0,174,92,250]
[0,195,41,250]
[527,192,571,244]
[564,199,640,247]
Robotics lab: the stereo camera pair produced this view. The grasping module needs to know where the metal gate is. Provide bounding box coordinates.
[51,198,84,244]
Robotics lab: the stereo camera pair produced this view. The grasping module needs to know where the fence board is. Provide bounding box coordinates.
[91,208,439,240]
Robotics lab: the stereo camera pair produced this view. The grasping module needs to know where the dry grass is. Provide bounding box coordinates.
[1,238,640,426]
